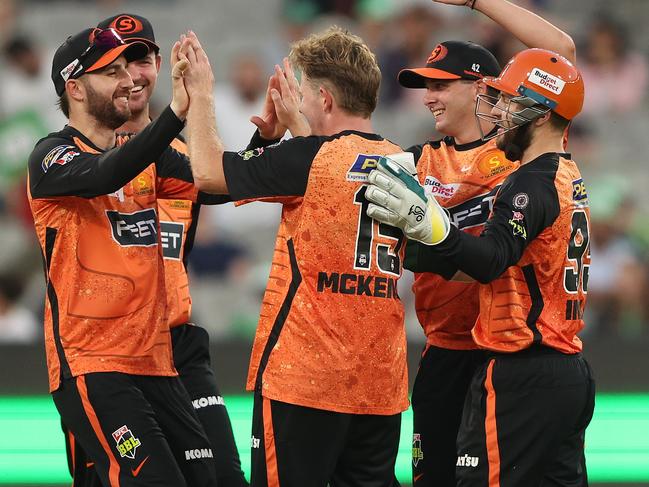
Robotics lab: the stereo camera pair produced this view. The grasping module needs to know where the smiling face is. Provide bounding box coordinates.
[126,49,160,117]
[423,78,478,138]
[81,55,134,129]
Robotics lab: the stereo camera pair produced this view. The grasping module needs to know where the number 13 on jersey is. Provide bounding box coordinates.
[353,185,405,277]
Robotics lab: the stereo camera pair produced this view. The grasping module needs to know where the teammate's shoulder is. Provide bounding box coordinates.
[521,152,564,175]
[29,127,80,167]
[502,153,563,195]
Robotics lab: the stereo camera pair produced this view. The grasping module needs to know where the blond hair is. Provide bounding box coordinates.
[289,26,381,118]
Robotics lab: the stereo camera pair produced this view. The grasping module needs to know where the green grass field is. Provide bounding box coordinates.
[1,393,648,484]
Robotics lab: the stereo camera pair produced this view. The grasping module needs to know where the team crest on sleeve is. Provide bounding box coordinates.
[512,192,529,209]
[112,425,141,459]
[41,145,80,172]
[346,154,382,182]
[237,147,264,161]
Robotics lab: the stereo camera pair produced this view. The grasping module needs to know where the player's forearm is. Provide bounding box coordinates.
[187,93,228,194]
[475,0,576,63]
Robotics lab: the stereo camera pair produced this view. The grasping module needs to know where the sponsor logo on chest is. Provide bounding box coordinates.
[423,176,459,199]
[447,185,500,229]
[160,221,184,259]
[106,208,158,247]
[346,154,382,182]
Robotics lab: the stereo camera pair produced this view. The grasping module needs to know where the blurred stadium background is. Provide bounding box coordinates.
[1,0,648,485]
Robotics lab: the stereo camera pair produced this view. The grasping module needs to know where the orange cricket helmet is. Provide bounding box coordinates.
[484,48,584,120]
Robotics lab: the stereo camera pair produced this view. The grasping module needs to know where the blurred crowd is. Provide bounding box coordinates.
[1,0,648,344]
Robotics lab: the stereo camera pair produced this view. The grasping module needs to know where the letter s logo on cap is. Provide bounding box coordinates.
[427,44,448,64]
[111,15,143,34]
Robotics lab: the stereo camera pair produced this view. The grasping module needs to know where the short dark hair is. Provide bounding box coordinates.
[57,93,70,118]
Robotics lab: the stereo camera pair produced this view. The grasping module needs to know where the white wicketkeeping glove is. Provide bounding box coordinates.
[365,152,451,245]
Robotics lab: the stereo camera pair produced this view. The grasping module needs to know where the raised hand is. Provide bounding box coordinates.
[170,40,190,119]
[271,58,311,137]
[250,72,287,140]
[178,31,215,99]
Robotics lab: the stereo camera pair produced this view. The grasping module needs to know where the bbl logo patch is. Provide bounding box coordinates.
[112,425,141,459]
[346,154,382,182]
[412,433,424,467]
[238,147,264,161]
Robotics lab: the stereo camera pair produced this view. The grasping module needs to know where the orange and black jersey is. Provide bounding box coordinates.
[28,108,225,392]
[426,152,590,353]
[406,136,516,350]
[223,130,409,415]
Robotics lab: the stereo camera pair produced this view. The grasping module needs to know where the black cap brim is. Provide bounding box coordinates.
[398,68,461,88]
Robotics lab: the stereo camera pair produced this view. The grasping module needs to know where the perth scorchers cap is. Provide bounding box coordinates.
[97,13,159,53]
[51,27,148,96]
[398,40,501,88]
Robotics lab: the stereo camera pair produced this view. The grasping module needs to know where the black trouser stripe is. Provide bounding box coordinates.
[255,239,302,393]
[522,264,544,344]
[45,227,72,380]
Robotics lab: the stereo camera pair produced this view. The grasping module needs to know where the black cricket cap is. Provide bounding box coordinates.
[398,40,501,88]
[51,27,148,96]
[97,14,159,53]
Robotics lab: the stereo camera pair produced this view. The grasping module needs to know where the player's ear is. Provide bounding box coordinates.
[67,79,85,102]
[474,80,488,97]
[155,53,162,73]
[535,109,552,127]
[320,85,333,114]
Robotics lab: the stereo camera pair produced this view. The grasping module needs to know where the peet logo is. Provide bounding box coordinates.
[346,154,382,182]
[527,67,565,94]
[447,186,500,229]
[423,176,458,199]
[107,209,158,247]
[160,221,184,260]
